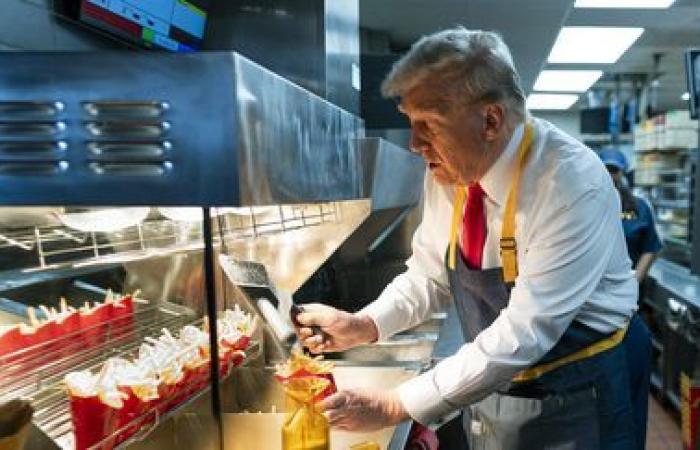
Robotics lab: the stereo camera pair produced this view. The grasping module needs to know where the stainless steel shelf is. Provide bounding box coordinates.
[634,147,696,153]
[0,203,339,272]
[653,199,690,209]
[0,299,200,449]
[664,236,690,247]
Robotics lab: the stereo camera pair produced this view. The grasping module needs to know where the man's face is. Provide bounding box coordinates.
[400,84,489,186]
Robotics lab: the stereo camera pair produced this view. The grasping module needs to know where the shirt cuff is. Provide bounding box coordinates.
[396,370,456,425]
[358,297,403,341]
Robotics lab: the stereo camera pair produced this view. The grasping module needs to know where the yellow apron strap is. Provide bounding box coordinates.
[512,325,629,382]
[448,185,467,271]
[447,123,534,275]
[500,124,534,284]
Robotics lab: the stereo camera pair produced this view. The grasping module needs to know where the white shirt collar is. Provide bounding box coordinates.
[479,122,525,207]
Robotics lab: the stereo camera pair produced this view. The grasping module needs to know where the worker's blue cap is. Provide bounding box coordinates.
[598,148,629,173]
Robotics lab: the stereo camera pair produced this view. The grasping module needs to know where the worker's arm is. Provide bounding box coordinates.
[359,172,453,340]
[635,252,657,282]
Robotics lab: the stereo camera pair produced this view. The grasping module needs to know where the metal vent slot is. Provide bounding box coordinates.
[0,161,68,175]
[82,101,169,118]
[89,161,172,176]
[0,121,65,137]
[85,121,170,138]
[87,141,170,161]
[0,101,64,117]
[0,141,67,160]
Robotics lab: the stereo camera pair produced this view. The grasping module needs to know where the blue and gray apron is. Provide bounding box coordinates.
[445,124,651,450]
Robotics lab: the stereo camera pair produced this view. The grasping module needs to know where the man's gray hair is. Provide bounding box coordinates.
[382,27,526,120]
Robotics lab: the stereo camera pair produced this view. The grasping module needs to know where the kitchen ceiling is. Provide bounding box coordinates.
[565,0,700,110]
[360,0,700,111]
[359,0,574,94]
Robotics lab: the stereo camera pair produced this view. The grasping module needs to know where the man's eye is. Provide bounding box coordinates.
[424,122,437,136]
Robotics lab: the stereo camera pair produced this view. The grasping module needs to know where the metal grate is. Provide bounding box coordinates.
[0,301,194,402]
[0,203,340,271]
[0,297,260,450]
[0,100,69,176]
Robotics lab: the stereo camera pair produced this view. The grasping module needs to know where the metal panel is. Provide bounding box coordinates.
[0,52,366,207]
[204,0,360,114]
[0,52,238,206]
[324,0,360,114]
[359,137,424,210]
[234,55,364,205]
[203,0,325,96]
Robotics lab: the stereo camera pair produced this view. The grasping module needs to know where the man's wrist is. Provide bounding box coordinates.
[387,390,410,425]
[355,313,379,344]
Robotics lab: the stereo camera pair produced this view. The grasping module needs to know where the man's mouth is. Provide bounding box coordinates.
[428,162,440,170]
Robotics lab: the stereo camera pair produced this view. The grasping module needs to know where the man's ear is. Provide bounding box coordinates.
[483,103,506,142]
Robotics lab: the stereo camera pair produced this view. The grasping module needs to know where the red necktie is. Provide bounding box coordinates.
[461,183,487,269]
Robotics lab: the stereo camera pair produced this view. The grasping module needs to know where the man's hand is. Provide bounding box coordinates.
[295,303,378,354]
[321,388,409,432]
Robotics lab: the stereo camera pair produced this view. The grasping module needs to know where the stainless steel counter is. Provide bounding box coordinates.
[649,257,700,308]
[220,365,420,450]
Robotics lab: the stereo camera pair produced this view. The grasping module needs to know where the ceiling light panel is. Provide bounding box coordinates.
[534,70,604,92]
[548,27,644,64]
[575,0,675,8]
[527,94,579,110]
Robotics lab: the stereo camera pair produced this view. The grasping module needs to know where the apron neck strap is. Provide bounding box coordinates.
[448,122,535,282]
[500,123,534,283]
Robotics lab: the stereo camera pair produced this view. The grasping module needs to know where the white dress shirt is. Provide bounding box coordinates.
[360,117,638,425]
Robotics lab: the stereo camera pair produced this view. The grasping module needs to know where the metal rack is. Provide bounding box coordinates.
[0,203,339,272]
[634,147,696,262]
[0,300,193,445]
[0,296,262,450]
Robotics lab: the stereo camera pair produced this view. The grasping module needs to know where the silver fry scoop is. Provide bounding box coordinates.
[218,255,324,351]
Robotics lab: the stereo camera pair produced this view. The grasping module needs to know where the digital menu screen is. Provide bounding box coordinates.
[80,0,210,52]
[686,50,700,119]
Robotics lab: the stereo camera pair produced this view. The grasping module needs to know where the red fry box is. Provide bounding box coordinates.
[57,311,80,335]
[34,320,60,342]
[218,349,232,378]
[231,351,246,368]
[222,334,250,351]
[233,335,250,352]
[109,296,135,340]
[0,326,26,357]
[170,373,192,411]
[114,296,134,317]
[114,386,153,445]
[69,394,119,450]
[79,304,111,348]
[275,369,337,402]
[22,321,62,370]
[189,362,211,395]
[34,320,62,353]
[52,313,81,361]
[314,372,337,401]
[156,381,179,415]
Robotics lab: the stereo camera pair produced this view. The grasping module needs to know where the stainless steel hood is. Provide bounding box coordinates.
[359,137,424,211]
[0,52,364,207]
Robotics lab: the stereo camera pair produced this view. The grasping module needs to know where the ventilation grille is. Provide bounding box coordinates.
[82,100,173,177]
[0,101,68,175]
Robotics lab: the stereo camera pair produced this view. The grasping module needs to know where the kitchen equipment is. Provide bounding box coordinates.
[218,254,323,350]
[0,49,424,450]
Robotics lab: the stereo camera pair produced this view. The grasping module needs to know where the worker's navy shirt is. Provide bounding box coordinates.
[622,196,662,267]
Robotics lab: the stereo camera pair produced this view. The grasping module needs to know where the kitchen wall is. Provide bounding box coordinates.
[535,110,583,142]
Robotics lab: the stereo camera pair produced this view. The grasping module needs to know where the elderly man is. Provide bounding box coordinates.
[297,27,650,449]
